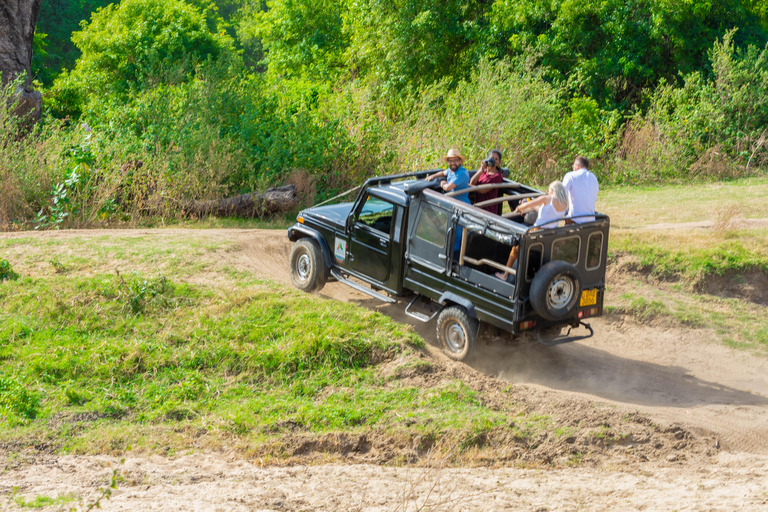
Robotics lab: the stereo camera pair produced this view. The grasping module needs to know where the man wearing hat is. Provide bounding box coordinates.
[427,149,471,205]
[427,149,472,253]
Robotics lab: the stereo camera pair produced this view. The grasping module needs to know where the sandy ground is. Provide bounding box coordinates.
[2,452,768,511]
[2,228,768,510]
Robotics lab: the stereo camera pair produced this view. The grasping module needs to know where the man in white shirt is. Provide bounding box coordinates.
[513,156,599,224]
[562,156,599,223]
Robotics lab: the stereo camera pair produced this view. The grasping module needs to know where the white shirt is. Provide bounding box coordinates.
[563,168,599,223]
[534,197,566,228]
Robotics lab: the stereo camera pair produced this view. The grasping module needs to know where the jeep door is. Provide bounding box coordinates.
[403,193,451,299]
[349,193,394,283]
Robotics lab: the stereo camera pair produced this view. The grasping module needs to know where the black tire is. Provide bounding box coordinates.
[436,306,478,361]
[289,239,327,293]
[530,261,582,321]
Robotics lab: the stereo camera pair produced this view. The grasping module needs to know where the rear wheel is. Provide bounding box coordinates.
[436,306,478,361]
[530,261,582,321]
[289,239,326,292]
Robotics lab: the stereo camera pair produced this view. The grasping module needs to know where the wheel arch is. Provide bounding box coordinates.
[437,292,477,318]
[288,225,333,270]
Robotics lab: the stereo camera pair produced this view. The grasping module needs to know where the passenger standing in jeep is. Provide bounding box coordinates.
[427,149,471,204]
[469,150,504,214]
[563,156,599,223]
[518,155,598,224]
[428,149,472,251]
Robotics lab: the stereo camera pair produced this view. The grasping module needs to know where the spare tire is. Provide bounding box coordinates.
[529,261,582,321]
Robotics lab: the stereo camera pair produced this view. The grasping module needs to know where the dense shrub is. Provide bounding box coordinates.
[379,59,621,183]
[6,0,768,230]
[606,31,768,183]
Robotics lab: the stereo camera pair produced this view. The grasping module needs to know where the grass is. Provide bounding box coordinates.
[598,175,768,228]
[594,177,768,354]
[607,287,768,356]
[0,233,233,281]
[13,493,78,509]
[610,228,768,282]
[0,238,540,460]
[2,176,767,463]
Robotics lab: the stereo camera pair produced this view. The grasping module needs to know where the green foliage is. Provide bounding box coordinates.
[0,260,19,282]
[0,376,40,421]
[649,31,768,169]
[489,0,768,109]
[35,0,115,85]
[343,0,489,95]
[51,0,233,118]
[382,59,572,182]
[245,0,347,82]
[18,0,768,229]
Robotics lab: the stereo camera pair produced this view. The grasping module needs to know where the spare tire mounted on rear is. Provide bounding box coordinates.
[529,261,582,321]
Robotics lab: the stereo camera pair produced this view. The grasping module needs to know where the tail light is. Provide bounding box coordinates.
[578,307,600,319]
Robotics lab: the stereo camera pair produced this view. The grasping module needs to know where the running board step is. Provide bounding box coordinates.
[330,269,396,303]
[404,294,439,322]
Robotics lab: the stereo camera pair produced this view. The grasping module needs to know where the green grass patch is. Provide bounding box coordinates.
[0,259,19,281]
[0,272,530,457]
[599,176,768,228]
[609,287,768,356]
[13,493,79,509]
[611,229,768,283]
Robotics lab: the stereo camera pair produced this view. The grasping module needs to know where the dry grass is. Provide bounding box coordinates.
[598,175,768,228]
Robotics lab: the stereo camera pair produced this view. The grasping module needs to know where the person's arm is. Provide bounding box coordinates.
[427,170,446,181]
[515,194,549,213]
[441,181,457,192]
[469,163,486,186]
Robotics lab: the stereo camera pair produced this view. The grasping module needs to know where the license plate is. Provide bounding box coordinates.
[580,289,597,307]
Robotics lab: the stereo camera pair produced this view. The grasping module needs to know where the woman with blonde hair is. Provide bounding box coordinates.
[495,181,568,281]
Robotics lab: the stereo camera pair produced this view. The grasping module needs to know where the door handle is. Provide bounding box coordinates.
[438,253,447,260]
[379,238,388,247]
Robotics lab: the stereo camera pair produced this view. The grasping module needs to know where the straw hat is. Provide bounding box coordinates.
[443,148,465,164]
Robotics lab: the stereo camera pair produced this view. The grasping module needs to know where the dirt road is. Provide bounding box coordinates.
[221,228,768,456]
[3,452,768,511]
[2,228,768,510]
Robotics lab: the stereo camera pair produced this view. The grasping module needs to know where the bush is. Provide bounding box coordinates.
[606,31,768,183]
[0,260,19,281]
[0,376,40,421]
[382,59,577,183]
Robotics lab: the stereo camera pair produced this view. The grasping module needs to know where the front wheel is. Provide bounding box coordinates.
[289,239,327,292]
[436,306,478,361]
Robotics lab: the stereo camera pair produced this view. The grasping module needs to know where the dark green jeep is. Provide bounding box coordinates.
[287,170,609,361]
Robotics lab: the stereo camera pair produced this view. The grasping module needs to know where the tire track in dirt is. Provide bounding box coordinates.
[243,229,768,456]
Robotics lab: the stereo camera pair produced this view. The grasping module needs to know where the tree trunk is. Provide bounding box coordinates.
[0,0,43,122]
[157,185,300,219]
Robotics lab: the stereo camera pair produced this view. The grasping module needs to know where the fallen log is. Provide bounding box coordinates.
[178,185,299,218]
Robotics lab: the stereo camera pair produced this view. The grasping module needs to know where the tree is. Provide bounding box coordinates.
[488,0,768,110]
[50,0,233,120]
[0,0,43,121]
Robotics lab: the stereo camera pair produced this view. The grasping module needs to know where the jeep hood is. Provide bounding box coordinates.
[303,202,354,226]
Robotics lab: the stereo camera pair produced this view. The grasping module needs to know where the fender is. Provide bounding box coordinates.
[437,292,477,318]
[287,224,333,269]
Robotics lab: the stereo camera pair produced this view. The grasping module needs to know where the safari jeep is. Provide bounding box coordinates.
[287,170,609,361]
